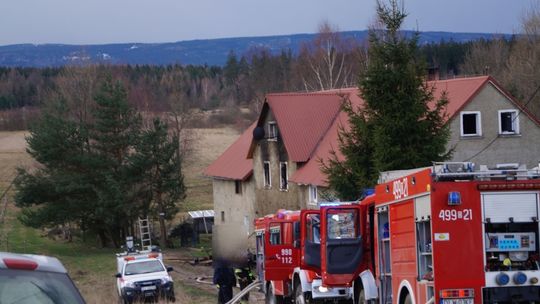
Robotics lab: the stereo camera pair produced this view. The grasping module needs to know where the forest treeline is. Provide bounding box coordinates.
[0,36,482,131]
[1,28,539,131]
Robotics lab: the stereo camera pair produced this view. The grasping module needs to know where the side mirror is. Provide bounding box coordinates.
[115,273,122,278]
[167,266,174,272]
[293,240,300,248]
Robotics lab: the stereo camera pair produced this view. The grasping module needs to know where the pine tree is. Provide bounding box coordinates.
[15,101,95,229]
[323,0,450,200]
[90,77,141,247]
[14,78,188,248]
[129,118,186,248]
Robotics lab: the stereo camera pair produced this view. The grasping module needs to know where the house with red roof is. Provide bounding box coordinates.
[205,76,540,237]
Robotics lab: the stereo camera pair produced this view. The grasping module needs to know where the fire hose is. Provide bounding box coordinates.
[225,280,263,304]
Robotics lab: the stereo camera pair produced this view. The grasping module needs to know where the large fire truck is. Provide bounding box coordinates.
[255,207,369,303]
[311,162,540,304]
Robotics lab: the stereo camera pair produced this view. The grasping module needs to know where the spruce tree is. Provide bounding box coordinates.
[362,0,450,172]
[324,0,450,200]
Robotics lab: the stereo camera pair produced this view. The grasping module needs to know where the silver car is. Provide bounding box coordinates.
[0,251,86,304]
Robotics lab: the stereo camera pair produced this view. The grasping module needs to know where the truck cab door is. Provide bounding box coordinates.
[320,205,364,286]
[300,210,322,272]
[264,220,299,281]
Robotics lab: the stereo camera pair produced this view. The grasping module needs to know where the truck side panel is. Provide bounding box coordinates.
[431,182,485,304]
[389,201,417,302]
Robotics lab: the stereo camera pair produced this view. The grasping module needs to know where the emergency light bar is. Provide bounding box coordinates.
[477,183,540,191]
[123,253,159,261]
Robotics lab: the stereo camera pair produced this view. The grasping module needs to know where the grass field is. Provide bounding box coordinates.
[0,127,241,303]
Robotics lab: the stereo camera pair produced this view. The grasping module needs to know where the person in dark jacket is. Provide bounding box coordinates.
[213,262,236,304]
[234,266,254,303]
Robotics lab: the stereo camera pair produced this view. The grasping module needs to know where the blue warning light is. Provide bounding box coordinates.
[448,191,461,205]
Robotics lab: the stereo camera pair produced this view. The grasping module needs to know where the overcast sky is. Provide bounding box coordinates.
[0,0,534,46]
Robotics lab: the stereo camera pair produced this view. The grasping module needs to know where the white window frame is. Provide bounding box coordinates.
[498,109,519,135]
[263,161,271,188]
[309,185,318,205]
[460,111,482,137]
[279,162,288,191]
[268,121,278,141]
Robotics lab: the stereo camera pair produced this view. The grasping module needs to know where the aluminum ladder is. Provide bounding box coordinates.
[138,217,152,251]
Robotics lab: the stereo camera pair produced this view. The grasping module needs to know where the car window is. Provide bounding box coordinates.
[0,269,85,304]
[124,260,164,275]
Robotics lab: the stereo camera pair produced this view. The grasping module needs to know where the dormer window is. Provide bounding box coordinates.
[460,111,482,137]
[268,121,278,141]
[499,109,519,135]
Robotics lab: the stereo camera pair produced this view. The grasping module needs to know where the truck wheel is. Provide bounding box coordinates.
[353,281,377,304]
[403,294,412,304]
[266,283,284,304]
[356,289,366,304]
[294,281,312,304]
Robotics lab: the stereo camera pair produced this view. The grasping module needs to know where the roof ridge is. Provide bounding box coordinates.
[267,90,356,97]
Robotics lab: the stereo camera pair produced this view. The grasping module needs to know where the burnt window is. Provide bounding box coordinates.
[280,162,288,190]
[499,110,519,134]
[268,121,278,140]
[460,111,481,136]
[263,161,271,188]
[221,211,225,223]
[235,180,242,194]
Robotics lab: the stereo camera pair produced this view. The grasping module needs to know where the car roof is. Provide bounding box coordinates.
[0,251,68,273]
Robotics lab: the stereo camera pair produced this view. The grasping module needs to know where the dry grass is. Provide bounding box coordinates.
[0,131,32,192]
[180,127,240,212]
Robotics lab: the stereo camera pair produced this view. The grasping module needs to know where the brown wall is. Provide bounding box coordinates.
[252,111,304,217]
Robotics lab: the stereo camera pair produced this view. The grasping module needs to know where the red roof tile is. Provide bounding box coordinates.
[207,76,539,186]
[203,123,255,181]
[431,75,489,120]
[266,92,344,162]
[289,111,348,186]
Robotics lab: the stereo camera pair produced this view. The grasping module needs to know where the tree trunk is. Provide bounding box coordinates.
[98,229,108,248]
[159,214,167,249]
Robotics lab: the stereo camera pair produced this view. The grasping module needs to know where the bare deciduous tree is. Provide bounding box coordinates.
[298,22,366,91]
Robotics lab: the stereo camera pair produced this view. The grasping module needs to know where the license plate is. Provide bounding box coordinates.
[442,299,474,304]
[141,285,156,291]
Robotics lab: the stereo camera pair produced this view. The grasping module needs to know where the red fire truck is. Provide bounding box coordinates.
[313,162,540,304]
[255,207,368,303]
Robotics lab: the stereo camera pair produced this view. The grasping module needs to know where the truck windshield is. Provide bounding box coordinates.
[327,209,358,239]
[125,260,165,275]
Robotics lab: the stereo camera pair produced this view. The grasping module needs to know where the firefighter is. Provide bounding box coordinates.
[234,265,255,303]
[213,261,236,304]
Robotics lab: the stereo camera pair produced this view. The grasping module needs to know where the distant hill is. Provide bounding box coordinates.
[0,31,508,67]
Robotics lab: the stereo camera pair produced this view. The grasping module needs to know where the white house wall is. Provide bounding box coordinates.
[212,178,256,237]
[448,83,540,168]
